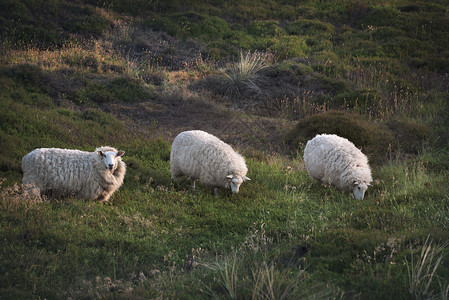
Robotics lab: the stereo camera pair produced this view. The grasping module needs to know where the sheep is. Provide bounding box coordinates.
[303,134,372,199]
[22,146,126,202]
[170,130,250,195]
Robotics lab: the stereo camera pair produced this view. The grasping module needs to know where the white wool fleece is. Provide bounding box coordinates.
[303,134,372,199]
[22,146,126,202]
[170,130,249,193]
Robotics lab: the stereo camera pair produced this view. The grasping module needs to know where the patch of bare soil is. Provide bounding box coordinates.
[102,94,296,154]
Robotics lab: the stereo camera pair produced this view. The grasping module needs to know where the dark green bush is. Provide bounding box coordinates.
[143,17,179,36]
[4,64,51,94]
[359,6,401,28]
[71,76,153,105]
[144,12,231,41]
[247,20,286,37]
[86,0,180,15]
[286,19,334,38]
[81,108,123,129]
[387,118,431,154]
[274,60,313,77]
[332,89,384,114]
[0,0,110,47]
[268,35,309,59]
[314,75,350,95]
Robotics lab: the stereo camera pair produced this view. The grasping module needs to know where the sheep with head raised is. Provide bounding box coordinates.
[303,134,372,199]
[170,130,250,195]
[22,146,126,202]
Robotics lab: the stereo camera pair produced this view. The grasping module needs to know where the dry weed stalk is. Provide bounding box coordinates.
[406,236,448,299]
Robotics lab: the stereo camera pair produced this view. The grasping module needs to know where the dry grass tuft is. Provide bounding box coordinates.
[220,51,273,100]
[406,236,448,299]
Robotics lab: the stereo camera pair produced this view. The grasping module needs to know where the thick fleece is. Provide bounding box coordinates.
[303,134,372,199]
[170,130,249,194]
[22,146,126,202]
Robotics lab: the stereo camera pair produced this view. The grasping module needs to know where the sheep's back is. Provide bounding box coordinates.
[304,134,371,189]
[22,148,94,194]
[171,131,245,185]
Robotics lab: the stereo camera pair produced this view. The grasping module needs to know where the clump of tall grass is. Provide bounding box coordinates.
[220,51,273,100]
[202,251,239,299]
[406,236,448,299]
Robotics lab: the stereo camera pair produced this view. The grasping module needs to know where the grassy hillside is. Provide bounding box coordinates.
[1,0,449,298]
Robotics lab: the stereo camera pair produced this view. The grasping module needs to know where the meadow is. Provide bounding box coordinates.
[1,0,449,298]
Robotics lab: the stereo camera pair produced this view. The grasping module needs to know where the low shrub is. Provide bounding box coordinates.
[387,118,431,154]
[0,0,110,47]
[332,89,384,115]
[286,18,335,38]
[71,75,154,105]
[247,20,286,38]
[144,12,231,41]
[268,35,309,59]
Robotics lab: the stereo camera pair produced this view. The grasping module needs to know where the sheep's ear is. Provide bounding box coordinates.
[353,181,359,185]
[98,151,105,157]
[117,150,125,157]
[243,176,251,181]
[226,175,234,179]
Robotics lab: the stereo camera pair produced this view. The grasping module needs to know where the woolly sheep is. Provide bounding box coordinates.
[303,134,372,199]
[22,146,126,202]
[170,130,250,195]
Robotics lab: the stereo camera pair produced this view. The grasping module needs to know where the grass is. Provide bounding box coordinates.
[1,0,449,298]
[220,51,272,100]
[406,236,448,299]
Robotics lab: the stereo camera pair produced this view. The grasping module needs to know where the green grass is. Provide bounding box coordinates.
[1,0,449,298]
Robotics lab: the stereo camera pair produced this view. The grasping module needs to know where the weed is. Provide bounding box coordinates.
[220,51,272,101]
[406,236,448,299]
[202,251,239,299]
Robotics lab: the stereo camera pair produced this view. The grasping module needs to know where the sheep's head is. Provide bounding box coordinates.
[353,181,369,200]
[226,174,250,193]
[98,150,125,172]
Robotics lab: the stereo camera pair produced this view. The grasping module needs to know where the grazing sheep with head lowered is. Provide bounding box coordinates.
[170,130,250,195]
[22,146,126,202]
[303,134,372,199]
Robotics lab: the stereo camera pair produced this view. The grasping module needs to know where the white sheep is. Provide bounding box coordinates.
[170,130,250,195]
[22,146,126,202]
[303,134,372,199]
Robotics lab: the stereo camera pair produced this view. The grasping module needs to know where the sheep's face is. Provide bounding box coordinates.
[353,182,368,200]
[226,174,251,193]
[98,150,125,172]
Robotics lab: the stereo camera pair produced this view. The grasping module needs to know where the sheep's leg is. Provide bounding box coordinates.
[97,191,111,204]
[214,187,219,196]
[190,178,196,192]
[22,183,41,200]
